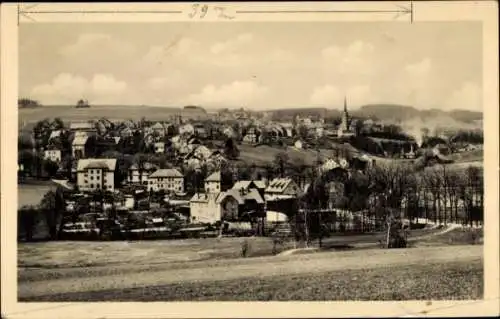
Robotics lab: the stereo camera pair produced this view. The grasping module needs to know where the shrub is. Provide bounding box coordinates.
[240,239,251,257]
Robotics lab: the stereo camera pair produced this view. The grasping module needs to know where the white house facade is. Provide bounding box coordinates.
[77,158,117,192]
[147,168,184,193]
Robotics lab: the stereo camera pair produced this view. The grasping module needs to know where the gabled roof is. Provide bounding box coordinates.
[149,168,183,178]
[190,192,220,203]
[265,178,293,193]
[77,158,117,171]
[244,188,265,204]
[70,122,94,130]
[49,130,61,140]
[217,188,264,205]
[151,122,165,130]
[72,135,89,146]
[129,162,157,171]
[206,171,221,182]
[216,189,245,205]
[253,180,267,189]
[232,181,253,190]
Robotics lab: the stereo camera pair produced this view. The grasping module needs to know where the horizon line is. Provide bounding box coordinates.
[18,103,483,114]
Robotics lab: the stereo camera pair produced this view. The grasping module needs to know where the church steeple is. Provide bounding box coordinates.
[344,96,347,113]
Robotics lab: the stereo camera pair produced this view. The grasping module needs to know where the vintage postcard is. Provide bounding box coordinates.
[1,1,499,318]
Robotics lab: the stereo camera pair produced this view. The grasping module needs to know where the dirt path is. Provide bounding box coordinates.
[18,245,482,299]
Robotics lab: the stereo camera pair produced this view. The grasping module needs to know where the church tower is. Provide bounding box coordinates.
[338,96,354,138]
[340,96,349,131]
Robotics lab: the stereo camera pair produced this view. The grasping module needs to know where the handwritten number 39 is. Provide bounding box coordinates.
[189,4,209,19]
[189,4,233,19]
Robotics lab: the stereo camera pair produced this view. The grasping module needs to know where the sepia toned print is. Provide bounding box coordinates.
[2,2,499,318]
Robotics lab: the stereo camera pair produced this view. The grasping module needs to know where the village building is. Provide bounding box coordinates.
[43,148,62,163]
[76,158,117,192]
[147,168,184,193]
[223,126,237,139]
[207,151,227,168]
[321,158,340,172]
[69,121,96,135]
[179,123,195,136]
[243,127,260,144]
[194,125,208,138]
[118,126,133,138]
[217,185,265,222]
[72,135,89,158]
[127,163,157,185]
[294,139,304,149]
[205,171,221,193]
[154,142,165,154]
[191,145,212,161]
[189,192,221,224]
[264,177,301,201]
[150,122,167,137]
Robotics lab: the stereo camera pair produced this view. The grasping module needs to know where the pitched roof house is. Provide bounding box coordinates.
[265,177,301,201]
[76,158,117,192]
[148,168,184,193]
[205,171,222,193]
[72,135,89,158]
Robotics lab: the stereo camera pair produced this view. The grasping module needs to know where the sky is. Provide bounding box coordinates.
[19,22,483,111]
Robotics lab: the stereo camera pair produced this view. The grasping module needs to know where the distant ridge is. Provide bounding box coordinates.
[267,104,482,123]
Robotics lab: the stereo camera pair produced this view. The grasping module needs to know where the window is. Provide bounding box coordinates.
[97,184,100,189]
[90,184,94,188]
[97,175,100,180]
[90,176,94,180]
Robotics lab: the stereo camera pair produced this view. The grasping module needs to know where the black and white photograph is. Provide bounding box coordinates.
[1,1,499,318]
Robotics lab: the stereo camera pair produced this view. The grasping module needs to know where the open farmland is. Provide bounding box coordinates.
[18,105,210,127]
[237,144,337,166]
[29,260,482,301]
[18,245,483,301]
[17,226,446,270]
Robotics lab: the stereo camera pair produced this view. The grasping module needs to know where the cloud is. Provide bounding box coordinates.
[60,33,136,57]
[210,33,254,55]
[142,37,199,66]
[321,41,376,75]
[183,81,268,107]
[405,58,432,78]
[310,85,342,106]
[31,73,128,104]
[310,84,373,107]
[58,33,137,75]
[148,74,185,91]
[445,81,482,111]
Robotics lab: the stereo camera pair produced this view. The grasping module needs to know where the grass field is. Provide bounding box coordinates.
[18,237,296,269]
[415,227,483,247]
[17,226,446,270]
[449,149,483,163]
[237,144,337,166]
[20,259,483,301]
